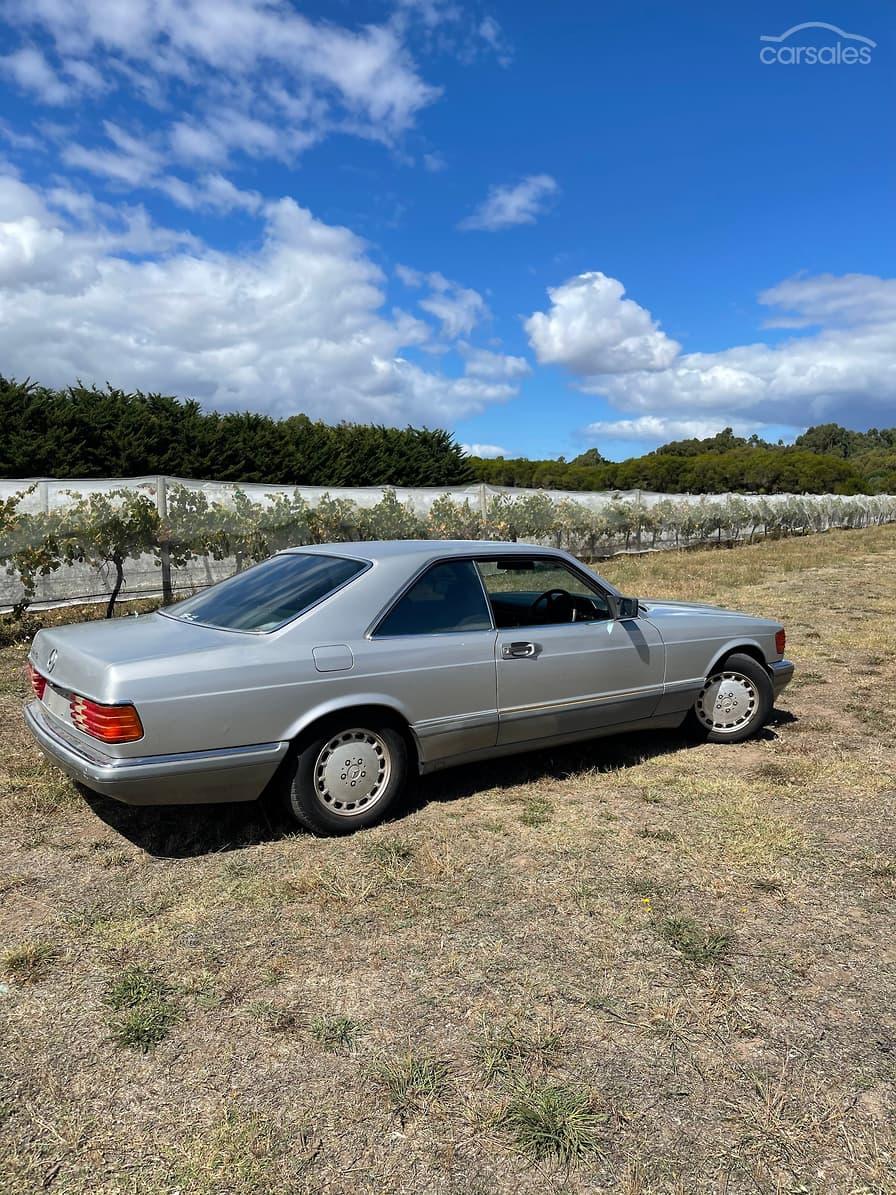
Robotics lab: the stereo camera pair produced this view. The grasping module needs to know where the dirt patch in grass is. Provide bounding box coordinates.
[1,525,895,1192]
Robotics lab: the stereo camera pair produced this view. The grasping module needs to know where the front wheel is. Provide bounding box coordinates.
[284,720,408,835]
[690,653,774,743]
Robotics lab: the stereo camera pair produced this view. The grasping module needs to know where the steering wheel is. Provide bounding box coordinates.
[529,587,574,621]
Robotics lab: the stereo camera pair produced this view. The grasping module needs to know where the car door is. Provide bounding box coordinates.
[363,558,499,765]
[476,556,665,747]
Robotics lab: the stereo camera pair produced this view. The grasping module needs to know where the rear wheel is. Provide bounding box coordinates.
[690,653,773,743]
[284,719,408,835]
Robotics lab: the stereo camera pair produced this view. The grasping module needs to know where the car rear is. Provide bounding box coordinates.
[23,616,290,805]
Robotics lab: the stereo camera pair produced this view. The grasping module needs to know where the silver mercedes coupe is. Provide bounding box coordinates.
[25,540,794,835]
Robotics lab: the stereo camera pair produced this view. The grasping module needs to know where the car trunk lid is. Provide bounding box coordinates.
[29,613,236,705]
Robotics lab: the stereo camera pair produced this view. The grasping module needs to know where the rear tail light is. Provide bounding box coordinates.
[775,629,786,655]
[70,695,144,743]
[27,663,47,700]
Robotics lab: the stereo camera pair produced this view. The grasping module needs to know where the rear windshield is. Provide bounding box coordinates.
[166,553,367,632]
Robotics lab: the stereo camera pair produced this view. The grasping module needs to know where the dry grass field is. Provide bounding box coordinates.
[1,527,895,1194]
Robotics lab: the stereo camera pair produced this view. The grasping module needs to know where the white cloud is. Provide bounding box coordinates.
[418,272,488,338]
[62,57,106,93]
[394,0,459,31]
[582,416,759,445]
[459,174,558,231]
[528,269,896,433]
[461,442,508,458]
[0,173,519,425]
[596,276,896,429]
[395,263,425,288]
[170,121,226,166]
[477,16,512,67]
[393,1,512,65]
[58,115,266,214]
[63,121,165,187]
[2,46,71,105]
[526,272,680,375]
[4,1,442,205]
[0,119,42,151]
[759,272,896,329]
[396,265,489,338]
[156,173,263,215]
[423,151,446,173]
[0,173,199,294]
[198,172,262,214]
[9,1,439,145]
[461,344,531,380]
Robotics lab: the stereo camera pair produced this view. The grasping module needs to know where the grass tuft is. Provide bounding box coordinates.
[656,915,732,965]
[637,827,677,842]
[477,1018,567,1082]
[310,1014,364,1051]
[252,1003,301,1033]
[500,1081,604,1162]
[373,1051,449,1116]
[105,965,181,1052]
[637,787,667,805]
[518,796,553,827]
[366,838,415,868]
[2,940,56,983]
[171,1104,314,1192]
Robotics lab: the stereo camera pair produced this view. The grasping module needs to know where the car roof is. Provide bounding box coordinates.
[278,539,563,562]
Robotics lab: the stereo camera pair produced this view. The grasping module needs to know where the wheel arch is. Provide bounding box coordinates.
[706,640,770,677]
[284,698,421,770]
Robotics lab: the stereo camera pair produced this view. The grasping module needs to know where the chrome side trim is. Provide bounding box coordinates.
[418,711,688,774]
[412,709,498,735]
[663,676,705,694]
[499,682,664,718]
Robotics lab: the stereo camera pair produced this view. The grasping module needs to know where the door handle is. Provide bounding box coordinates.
[502,641,537,659]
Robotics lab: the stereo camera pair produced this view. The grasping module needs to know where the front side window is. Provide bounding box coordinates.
[167,552,367,632]
[374,560,493,637]
[476,558,611,628]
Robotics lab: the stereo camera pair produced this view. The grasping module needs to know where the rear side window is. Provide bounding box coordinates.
[374,560,493,637]
[168,553,366,632]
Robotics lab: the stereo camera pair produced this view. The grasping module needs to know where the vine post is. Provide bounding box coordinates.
[156,476,173,605]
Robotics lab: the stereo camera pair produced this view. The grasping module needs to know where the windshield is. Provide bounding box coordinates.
[166,553,367,632]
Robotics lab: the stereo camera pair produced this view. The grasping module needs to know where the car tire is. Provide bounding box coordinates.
[284,719,409,835]
[688,653,774,744]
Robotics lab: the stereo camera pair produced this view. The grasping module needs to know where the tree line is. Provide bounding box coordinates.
[469,426,896,495]
[2,377,894,495]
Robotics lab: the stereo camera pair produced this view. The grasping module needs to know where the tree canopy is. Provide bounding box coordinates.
[470,426,896,494]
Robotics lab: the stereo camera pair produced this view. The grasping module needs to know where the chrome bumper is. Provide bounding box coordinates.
[769,659,795,697]
[24,701,288,806]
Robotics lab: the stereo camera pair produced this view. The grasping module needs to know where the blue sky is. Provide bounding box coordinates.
[0,1,894,462]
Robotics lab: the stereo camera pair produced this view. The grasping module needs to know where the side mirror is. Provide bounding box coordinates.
[615,595,640,620]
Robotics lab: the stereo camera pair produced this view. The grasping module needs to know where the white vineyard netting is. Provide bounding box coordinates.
[2,476,894,610]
